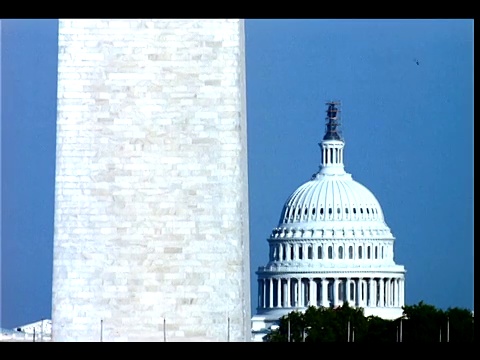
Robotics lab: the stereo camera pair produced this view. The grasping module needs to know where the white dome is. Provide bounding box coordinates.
[252,102,406,339]
[278,171,385,225]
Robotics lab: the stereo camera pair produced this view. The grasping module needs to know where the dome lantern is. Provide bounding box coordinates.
[319,101,345,175]
[323,101,342,141]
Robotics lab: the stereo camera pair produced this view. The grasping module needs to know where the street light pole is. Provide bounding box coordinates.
[447,317,449,342]
[287,320,290,342]
[163,318,166,342]
[347,320,350,342]
[227,316,230,342]
[399,319,403,343]
[303,326,311,342]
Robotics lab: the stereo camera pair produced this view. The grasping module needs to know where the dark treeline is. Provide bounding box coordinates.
[265,301,474,342]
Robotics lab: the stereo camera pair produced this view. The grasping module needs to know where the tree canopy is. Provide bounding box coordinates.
[263,301,473,343]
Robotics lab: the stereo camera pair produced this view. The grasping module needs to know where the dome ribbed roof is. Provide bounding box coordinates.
[271,101,393,237]
[278,172,385,226]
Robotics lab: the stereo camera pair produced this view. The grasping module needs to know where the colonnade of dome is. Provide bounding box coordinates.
[257,275,405,310]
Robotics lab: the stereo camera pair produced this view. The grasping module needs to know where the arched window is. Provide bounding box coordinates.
[318,246,323,259]
[299,245,303,260]
[367,246,371,259]
[349,246,353,259]
[358,246,363,259]
[328,246,333,259]
[338,246,344,259]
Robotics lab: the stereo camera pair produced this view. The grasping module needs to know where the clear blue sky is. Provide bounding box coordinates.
[0,19,474,329]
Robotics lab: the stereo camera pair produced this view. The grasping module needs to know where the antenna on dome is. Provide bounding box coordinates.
[323,100,342,141]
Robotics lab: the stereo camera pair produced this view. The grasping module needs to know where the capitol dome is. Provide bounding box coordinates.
[280,174,385,224]
[251,101,406,341]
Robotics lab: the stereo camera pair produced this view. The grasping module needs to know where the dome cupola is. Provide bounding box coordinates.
[275,101,392,236]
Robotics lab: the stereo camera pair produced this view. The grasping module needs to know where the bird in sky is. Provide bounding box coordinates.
[414,58,420,65]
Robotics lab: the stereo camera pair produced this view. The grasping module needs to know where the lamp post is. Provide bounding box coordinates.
[347,320,350,342]
[287,319,290,342]
[399,318,403,343]
[303,326,311,342]
[227,316,230,342]
[163,318,166,342]
[447,317,449,342]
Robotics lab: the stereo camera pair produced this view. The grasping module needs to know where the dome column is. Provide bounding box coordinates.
[368,278,374,307]
[379,278,385,307]
[257,278,262,309]
[282,279,287,307]
[345,277,351,305]
[385,278,390,307]
[276,278,282,308]
[355,278,361,306]
[308,278,317,306]
[391,278,395,307]
[386,278,392,307]
[296,278,302,307]
[392,278,397,307]
[387,278,391,307]
[262,278,267,308]
[333,278,339,307]
[287,278,292,307]
[321,278,329,307]
[395,278,400,307]
[372,278,377,307]
[394,278,398,307]
[399,278,405,307]
[362,278,368,307]
[393,278,397,307]
[269,278,274,308]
